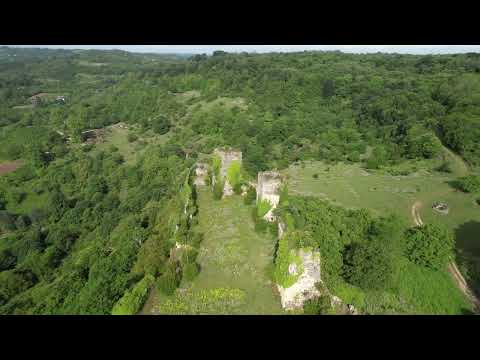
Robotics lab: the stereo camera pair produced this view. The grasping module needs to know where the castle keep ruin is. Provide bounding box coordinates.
[212,148,242,197]
[256,171,283,221]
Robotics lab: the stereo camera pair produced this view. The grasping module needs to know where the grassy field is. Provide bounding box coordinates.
[147,188,284,314]
[95,124,170,165]
[283,159,480,303]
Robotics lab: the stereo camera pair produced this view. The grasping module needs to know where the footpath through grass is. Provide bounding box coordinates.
[151,188,283,314]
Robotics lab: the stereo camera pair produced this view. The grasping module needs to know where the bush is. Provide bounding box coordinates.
[111,274,154,315]
[436,161,453,173]
[456,175,480,193]
[303,295,332,315]
[0,250,16,271]
[226,161,242,190]
[254,218,269,233]
[15,215,31,230]
[0,211,16,232]
[405,223,454,271]
[152,116,171,135]
[257,199,272,218]
[127,133,138,143]
[0,194,5,210]
[182,262,200,282]
[233,182,243,195]
[243,186,257,205]
[156,264,180,296]
[312,173,319,179]
[274,232,304,288]
[213,180,224,200]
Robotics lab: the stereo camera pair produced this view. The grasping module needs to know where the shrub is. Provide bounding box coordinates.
[303,295,332,315]
[15,215,31,230]
[156,264,180,296]
[111,274,154,315]
[0,250,16,271]
[312,173,319,179]
[257,199,272,218]
[405,223,454,271]
[213,180,224,200]
[436,161,452,173]
[0,211,16,232]
[243,186,257,205]
[226,160,242,191]
[254,218,269,234]
[0,194,5,210]
[456,175,480,193]
[233,182,243,195]
[274,232,304,288]
[127,133,138,143]
[182,262,200,282]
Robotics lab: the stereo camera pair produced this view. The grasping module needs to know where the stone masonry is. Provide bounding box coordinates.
[213,148,242,197]
[256,171,283,222]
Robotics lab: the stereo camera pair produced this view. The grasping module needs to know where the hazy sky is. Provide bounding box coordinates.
[6,45,480,55]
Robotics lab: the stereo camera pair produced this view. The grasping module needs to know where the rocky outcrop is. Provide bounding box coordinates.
[257,171,283,222]
[277,249,321,310]
[194,162,209,186]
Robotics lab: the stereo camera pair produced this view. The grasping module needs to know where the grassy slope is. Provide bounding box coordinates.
[95,125,170,165]
[150,188,283,314]
[283,160,477,314]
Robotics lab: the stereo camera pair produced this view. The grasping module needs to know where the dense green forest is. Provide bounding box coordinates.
[0,46,479,314]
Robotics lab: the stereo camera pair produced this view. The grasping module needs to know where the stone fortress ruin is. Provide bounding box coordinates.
[190,147,357,314]
[212,148,242,197]
[256,171,283,222]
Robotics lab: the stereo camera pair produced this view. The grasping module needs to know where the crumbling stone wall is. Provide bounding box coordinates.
[256,171,282,221]
[277,249,322,310]
[212,148,242,197]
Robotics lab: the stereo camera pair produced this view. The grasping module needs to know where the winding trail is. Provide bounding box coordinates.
[410,201,480,312]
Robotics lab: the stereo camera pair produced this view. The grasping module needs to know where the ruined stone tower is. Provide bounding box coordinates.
[256,171,283,222]
[212,148,242,197]
[194,162,209,186]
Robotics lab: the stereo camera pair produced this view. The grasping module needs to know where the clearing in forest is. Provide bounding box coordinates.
[150,188,284,314]
[284,160,480,311]
[94,124,170,165]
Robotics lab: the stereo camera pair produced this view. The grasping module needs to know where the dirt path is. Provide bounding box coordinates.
[448,262,480,311]
[411,201,424,227]
[410,200,479,313]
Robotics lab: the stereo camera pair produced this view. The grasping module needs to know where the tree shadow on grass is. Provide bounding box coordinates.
[445,179,464,192]
[455,221,480,300]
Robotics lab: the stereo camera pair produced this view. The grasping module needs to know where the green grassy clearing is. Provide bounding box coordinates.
[151,188,284,314]
[95,125,170,165]
[186,96,248,115]
[283,160,480,303]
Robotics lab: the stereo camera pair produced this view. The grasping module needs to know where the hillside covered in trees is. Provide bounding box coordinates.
[0,46,479,314]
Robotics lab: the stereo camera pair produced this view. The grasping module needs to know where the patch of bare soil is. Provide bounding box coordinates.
[0,160,23,175]
[411,201,424,226]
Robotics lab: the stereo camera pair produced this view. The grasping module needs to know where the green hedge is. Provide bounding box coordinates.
[111,274,155,315]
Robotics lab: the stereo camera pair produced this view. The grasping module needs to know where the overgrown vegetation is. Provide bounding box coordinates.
[1,46,479,314]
